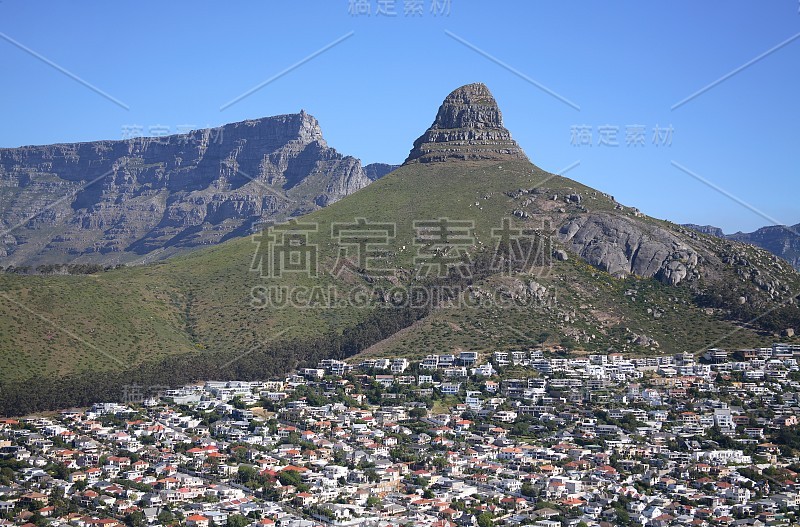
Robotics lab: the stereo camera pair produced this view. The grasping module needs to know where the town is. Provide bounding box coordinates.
[2,344,800,527]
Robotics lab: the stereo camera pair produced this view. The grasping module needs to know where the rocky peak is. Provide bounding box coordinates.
[404,83,529,164]
[229,111,326,149]
[294,110,326,145]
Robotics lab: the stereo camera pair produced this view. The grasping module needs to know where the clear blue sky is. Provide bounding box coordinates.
[1,1,798,233]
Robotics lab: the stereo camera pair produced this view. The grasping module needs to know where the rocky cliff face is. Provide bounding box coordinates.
[364,163,399,181]
[681,223,725,238]
[0,112,372,266]
[404,83,529,164]
[683,223,800,271]
[728,224,800,271]
[559,213,700,285]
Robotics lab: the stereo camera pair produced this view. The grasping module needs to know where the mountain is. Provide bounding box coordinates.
[681,224,725,238]
[0,112,379,268]
[0,83,798,415]
[728,224,800,271]
[363,163,399,181]
[405,82,528,164]
[683,223,800,271]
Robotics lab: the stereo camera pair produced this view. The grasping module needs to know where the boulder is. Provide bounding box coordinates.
[557,213,700,285]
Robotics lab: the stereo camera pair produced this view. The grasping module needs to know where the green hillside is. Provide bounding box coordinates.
[1,160,797,385]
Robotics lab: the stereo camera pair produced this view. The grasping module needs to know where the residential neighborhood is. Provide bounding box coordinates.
[3,343,800,527]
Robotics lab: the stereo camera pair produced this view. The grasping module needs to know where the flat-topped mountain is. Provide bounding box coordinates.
[405,82,529,164]
[0,112,383,268]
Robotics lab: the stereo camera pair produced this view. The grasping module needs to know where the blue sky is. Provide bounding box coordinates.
[1,0,798,233]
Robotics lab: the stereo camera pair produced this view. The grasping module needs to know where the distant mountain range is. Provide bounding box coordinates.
[0,112,395,268]
[683,223,800,271]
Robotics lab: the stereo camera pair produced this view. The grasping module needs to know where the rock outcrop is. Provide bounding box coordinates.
[683,222,800,271]
[404,83,528,164]
[728,223,800,271]
[363,163,399,181]
[559,213,700,285]
[0,112,372,266]
[682,224,725,238]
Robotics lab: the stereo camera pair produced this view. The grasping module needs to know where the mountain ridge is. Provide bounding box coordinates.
[0,112,384,268]
[683,222,800,271]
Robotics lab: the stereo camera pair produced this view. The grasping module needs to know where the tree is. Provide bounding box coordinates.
[157,509,174,525]
[278,470,301,487]
[237,465,257,485]
[409,407,427,419]
[615,505,631,525]
[30,512,47,527]
[124,511,146,527]
[431,457,447,469]
[521,482,536,497]
[226,514,250,527]
[477,512,494,527]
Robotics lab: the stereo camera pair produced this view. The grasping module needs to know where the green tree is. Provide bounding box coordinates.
[278,470,301,487]
[477,512,494,527]
[124,510,146,527]
[521,482,536,497]
[226,514,250,527]
[157,509,174,525]
[409,407,427,419]
[615,506,631,525]
[431,457,447,469]
[237,465,257,485]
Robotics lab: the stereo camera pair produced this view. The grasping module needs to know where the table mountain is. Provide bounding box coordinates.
[0,111,379,268]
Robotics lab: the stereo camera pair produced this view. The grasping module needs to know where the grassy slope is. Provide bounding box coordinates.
[0,159,795,383]
[0,268,193,380]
